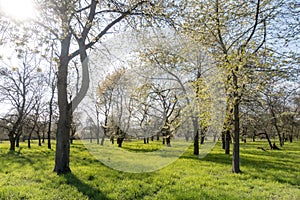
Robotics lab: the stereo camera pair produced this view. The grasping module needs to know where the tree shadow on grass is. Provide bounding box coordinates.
[5,149,35,166]
[64,173,110,200]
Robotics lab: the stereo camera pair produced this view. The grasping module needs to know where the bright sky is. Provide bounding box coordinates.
[0,0,37,21]
[0,0,38,116]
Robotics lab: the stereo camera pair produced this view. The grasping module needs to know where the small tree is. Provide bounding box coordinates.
[0,55,43,151]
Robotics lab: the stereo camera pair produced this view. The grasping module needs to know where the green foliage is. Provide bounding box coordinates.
[0,140,299,199]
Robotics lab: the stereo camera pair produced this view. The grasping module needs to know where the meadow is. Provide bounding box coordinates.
[0,139,299,200]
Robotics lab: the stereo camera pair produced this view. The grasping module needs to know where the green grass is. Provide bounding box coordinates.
[0,139,299,199]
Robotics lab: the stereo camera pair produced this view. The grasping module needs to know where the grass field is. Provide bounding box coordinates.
[0,139,299,200]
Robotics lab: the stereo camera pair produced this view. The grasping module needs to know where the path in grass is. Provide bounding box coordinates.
[0,140,299,199]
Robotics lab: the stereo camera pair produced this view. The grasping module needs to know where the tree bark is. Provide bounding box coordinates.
[185,135,189,142]
[193,118,199,155]
[9,131,15,151]
[270,106,283,146]
[117,137,124,147]
[232,70,241,173]
[54,34,72,174]
[289,135,293,143]
[47,75,55,150]
[225,130,230,155]
[54,107,72,174]
[89,128,93,143]
[37,130,42,146]
[96,108,100,145]
[265,132,272,150]
[200,131,205,145]
[16,134,20,148]
[28,135,31,148]
[100,135,105,145]
[96,125,100,145]
[256,131,272,149]
[111,136,114,144]
[166,136,171,147]
[100,128,106,145]
[222,132,225,149]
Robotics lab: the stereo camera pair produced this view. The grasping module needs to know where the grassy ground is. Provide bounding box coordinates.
[0,139,299,200]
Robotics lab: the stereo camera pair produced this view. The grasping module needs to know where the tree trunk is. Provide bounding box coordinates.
[42,134,45,143]
[283,132,287,143]
[28,121,38,148]
[47,129,52,149]
[90,129,93,143]
[47,84,55,150]
[166,136,171,147]
[264,132,272,150]
[96,129,100,145]
[200,132,205,145]
[289,135,293,143]
[213,134,217,142]
[37,130,42,146]
[16,135,20,148]
[9,131,15,151]
[117,137,124,147]
[100,125,106,145]
[100,134,105,145]
[96,109,100,145]
[54,109,71,174]
[15,128,22,148]
[222,132,225,149]
[110,136,114,144]
[185,135,189,142]
[256,131,272,149]
[270,107,283,146]
[193,118,199,155]
[28,136,31,148]
[54,38,72,174]
[225,130,230,155]
[144,138,147,144]
[232,71,241,173]
[194,130,199,155]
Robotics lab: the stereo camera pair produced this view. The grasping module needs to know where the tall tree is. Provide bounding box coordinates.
[34,0,161,174]
[181,0,290,173]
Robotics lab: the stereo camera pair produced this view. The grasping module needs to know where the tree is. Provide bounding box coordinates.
[34,0,162,174]
[97,68,126,145]
[261,83,299,146]
[136,30,220,154]
[181,0,292,173]
[150,83,181,147]
[0,54,43,151]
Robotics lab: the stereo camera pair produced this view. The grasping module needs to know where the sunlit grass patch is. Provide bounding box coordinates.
[82,138,192,173]
[122,139,164,152]
[0,139,299,199]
